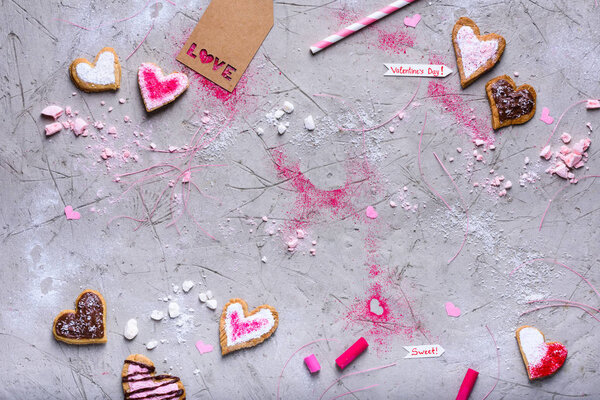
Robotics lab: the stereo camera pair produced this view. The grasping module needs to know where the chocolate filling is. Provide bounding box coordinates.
[55,292,104,339]
[491,79,534,122]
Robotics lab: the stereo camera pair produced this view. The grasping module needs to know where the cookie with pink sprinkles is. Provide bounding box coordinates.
[219,298,279,355]
[452,17,505,88]
[138,62,189,112]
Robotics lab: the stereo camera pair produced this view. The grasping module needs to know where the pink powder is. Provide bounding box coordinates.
[428,81,494,144]
[333,7,415,55]
[427,55,494,145]
[344,282,422,351]
[369,264,383,278]
[271,148,356,234]
[376,29,415,55]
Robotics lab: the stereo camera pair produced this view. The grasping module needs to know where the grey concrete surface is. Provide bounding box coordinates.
[1,0,600,398]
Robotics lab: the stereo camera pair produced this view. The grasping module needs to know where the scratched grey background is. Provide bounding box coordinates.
[1,0,600,398]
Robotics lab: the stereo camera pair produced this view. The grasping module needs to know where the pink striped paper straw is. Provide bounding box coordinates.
[310,0,419,54]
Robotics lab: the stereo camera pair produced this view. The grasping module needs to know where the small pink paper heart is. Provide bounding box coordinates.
[445,301,461,317]
[404,14,421,28]
[195,340,214,354]
[64,205,80,220]
[366,206,378,219]
[540,107,554,125]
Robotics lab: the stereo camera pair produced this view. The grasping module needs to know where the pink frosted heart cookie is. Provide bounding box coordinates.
[138,63,189,112]
[452,17,505,88]
[219,298,279,355]
[121,354,185,400]
[70,47,121,92]
[516,325,567,380]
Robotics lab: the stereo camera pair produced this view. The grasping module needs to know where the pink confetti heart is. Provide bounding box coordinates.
[404,14,421,28]
[64,205,80,220]
[540,107,554,125]
[366,206,378,219]
[195,340,214,354]
[445,301,461,317]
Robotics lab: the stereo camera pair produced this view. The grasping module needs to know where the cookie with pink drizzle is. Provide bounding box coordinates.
[452,17,505,88]
[122,354,186,400]
[138,63,189,112]
[219,298,279,355]
[516,326,567,380]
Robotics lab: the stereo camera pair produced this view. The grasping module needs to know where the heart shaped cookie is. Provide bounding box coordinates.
[516,326,567,380]
[219,298,279,355]
[53,289,107,344]
[452,17,505,88]
[69,47,121,92]
[486,75,536,130]
[122,354,186,400]
[138,63,189,112]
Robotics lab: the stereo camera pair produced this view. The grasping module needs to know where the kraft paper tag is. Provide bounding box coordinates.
[176,0,273,92]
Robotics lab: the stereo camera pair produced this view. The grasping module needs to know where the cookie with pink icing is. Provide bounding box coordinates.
[452,17,505,88]
[219,298,279,355]
[121,354,185,400]
[70,47,121,92]
[516,326,567,380]
[138,63,189,112]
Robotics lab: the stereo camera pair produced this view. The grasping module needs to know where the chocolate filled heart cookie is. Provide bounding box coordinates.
[452,17,505,88]
[516,326,567,380]
[219,298,279,355]
[53,289,107,344]
[70,47,121,92]
[122,354,186,400]
[486,75,536,130]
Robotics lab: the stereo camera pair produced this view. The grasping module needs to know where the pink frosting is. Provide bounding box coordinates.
[456,26,499,78]
[138,63,188,111]
[126,363,180,400]
[229,310,268,341]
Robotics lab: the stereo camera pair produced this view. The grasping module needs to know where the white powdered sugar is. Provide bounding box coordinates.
[456,26,499,78]
[76,51,116,85]
[518,327,545,367]
[225,302,275,347]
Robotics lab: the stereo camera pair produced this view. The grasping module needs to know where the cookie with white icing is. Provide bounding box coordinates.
[70,47,121,92]
[122,354,186,400]
[219,298,279,355]
[52,289,107,345]
[516,325,567,380]
[452,17,505,88]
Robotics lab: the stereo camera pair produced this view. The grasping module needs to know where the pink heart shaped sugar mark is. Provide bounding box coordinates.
[195,340,214,354]
[445,301,461,317]
[64,205,81,220]
[404,14,421,28]
[540,107,554,125]
[366,206,378,219]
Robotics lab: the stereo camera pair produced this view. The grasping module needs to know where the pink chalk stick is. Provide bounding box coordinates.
[456,368,479,400]
[304,354,321,373]
[335,337,368,370]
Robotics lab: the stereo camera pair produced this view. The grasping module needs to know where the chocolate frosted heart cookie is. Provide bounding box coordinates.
[52,289,107,344]
[486,75,536,130]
